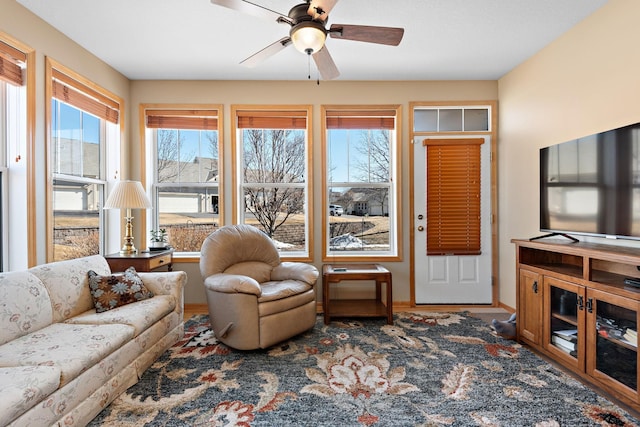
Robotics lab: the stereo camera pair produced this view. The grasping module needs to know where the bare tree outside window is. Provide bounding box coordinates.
[354,129,391,215]
[243,129,306,240]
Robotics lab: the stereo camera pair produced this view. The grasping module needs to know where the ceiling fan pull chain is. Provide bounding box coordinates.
[307,49,312,80]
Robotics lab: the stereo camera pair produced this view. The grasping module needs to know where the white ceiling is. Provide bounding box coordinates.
[17,0,607,81]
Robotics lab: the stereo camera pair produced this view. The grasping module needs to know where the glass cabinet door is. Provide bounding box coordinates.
[586,289,638,398]
[543,276,585,370]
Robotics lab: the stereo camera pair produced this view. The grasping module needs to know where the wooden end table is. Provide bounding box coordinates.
[322,264,393,325]
[104,248,174,273]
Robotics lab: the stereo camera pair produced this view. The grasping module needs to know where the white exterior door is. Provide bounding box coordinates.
[414,136,492,304]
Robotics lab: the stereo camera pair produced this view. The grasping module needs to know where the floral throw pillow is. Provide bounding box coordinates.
[88,267,154,313]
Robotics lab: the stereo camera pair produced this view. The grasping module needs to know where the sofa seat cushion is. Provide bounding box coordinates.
[0,366,61,426]
[258,279,312,303]
[67,294,176,336]
[0,322,134,387]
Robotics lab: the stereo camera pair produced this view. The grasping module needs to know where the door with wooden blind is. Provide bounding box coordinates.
[414,136,492,303]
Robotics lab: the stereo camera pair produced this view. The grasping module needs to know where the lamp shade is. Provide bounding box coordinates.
[290,21,326,54]
[103,180,152,210]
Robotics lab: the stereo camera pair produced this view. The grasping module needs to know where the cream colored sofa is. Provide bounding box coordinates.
[0,255,187,427]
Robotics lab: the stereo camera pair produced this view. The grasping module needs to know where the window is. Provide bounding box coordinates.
[414,107,490,132]
[322,106,401,260]
[144,106,222,255]
[0,35,31,271]
[48,60,122,261]
[232,106,312,259]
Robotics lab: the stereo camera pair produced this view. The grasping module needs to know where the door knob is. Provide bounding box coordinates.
[417,226,424,232]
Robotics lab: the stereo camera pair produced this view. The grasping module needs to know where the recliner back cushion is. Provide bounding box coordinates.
[0,271,53,345]
[224,261,273,284]
[29,255,111,322]
[200,224,281,279]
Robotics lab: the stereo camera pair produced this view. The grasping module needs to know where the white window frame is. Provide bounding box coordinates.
[232,105,313,261]
[322,105,402,261]
[47,59,122,261]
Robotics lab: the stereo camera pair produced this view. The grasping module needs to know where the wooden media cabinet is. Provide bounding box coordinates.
[513,238,640,410]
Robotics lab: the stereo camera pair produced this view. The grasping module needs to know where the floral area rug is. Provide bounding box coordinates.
[88,312,639,426]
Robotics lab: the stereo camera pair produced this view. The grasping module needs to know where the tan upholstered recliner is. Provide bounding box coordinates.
[199,224,319,350]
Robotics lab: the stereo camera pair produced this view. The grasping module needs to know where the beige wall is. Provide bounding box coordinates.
[497,0,640,307]
[130,81,498,304]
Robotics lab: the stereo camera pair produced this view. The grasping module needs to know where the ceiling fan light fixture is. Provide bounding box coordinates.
[290,21,326,54]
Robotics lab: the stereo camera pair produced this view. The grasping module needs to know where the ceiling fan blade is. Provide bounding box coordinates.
[312,46,340,80]
[329,24,404,46]
[240,37,292,68]
[307,0,338,21]
[210,0,288,23]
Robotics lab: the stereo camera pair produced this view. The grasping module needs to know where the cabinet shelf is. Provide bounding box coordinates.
[551,312,578,327]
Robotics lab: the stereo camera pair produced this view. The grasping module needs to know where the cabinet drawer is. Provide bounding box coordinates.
[149,254,172,270]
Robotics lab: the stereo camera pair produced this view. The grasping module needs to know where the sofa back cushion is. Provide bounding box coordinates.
[0,271,53,345]
[29,255,111,322]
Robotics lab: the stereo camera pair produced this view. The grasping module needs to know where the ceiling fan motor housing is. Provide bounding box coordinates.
[289,3,327,54]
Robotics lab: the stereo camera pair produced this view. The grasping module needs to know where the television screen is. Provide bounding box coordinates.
[539,122,640,240]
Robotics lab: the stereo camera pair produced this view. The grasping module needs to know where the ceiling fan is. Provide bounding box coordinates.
[210,0,404,80]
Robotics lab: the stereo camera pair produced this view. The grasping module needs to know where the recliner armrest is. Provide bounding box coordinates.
[271,262,319,285]
[203,273,262,296]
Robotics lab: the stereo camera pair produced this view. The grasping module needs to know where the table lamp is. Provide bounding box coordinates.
[103,180,152,254]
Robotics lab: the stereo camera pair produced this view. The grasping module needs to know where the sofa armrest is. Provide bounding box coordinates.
[137,271,187,306]
[271,262,319,285]
[204,274,262,296]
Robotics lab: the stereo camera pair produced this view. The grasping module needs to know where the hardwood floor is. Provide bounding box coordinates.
[184,303,511,324]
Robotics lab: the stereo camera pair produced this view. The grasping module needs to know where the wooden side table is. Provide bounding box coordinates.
[104,248,174,273]
[322,264,393,325]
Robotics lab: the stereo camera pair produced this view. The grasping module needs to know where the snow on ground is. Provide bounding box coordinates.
[330,233,365,249]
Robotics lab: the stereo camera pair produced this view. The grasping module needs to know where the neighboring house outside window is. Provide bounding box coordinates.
[232,105,313,261]
[143,106,222,256]
[322,105,402,261]
[47,59,122,261]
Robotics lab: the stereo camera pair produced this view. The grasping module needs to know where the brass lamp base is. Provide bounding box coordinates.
[119,209,138,255]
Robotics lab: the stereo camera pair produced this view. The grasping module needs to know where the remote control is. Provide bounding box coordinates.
[624,277,640,288]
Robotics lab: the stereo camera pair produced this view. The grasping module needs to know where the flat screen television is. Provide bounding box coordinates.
[538,122,640,241]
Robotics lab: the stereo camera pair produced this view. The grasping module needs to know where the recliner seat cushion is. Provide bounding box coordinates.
[258,280,312,303]
[258,288,315,318]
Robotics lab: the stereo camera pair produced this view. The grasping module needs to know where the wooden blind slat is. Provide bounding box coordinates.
[326,109,396,130]
[147,116,218,130]
[326,117,395,129]
[52,80,119,124]
[0,41,26,86]
[0,57,23,86]
[326,109,397,117]
[236,110,307,117]
[52,69,119,110]
[146,109,218,117]
[237,116,306,129]
[426,142,482,255]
